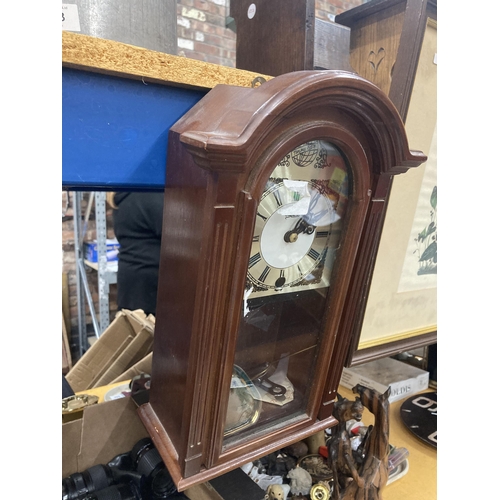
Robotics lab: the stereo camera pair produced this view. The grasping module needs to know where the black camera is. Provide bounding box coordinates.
[80,482,141,500]
[130,438,177,499]
[62,438,188,500]
[63,464,115,500]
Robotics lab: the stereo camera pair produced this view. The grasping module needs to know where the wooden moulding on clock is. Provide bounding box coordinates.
[138,69,426,491]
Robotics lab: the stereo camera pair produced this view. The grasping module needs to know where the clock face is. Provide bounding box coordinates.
[225,140,351,445]
[246,140,349,299]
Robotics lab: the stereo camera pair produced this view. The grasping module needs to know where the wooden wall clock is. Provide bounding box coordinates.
[137,70,426,490]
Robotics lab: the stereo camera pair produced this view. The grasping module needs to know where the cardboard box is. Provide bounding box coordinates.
[62,393,263,499]
[340,356,430,403]
[66,310,155,393]
[62,313,72,374]
[92,326,153,387]
[61,382,261,499]
[62,396,149,478]
[62,392,218,500]
[110,352,153,384]
[84,238,120,262]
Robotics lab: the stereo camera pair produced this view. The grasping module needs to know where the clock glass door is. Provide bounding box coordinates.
[223,140,352,444]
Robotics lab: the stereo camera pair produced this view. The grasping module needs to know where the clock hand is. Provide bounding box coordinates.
[283,190,332,242]
[248,363,287,400]
[254,376,287,400]
[284,217,315,243]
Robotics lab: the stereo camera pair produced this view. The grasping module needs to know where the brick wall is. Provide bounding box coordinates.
[177,0,236,67]
[62,0,366,360]
[176,0,366,67]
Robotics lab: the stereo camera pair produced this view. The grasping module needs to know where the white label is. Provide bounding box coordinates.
[62,4,81,32]
[247,3,256,19]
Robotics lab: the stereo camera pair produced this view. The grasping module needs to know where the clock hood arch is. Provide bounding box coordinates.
[178,70,426,177]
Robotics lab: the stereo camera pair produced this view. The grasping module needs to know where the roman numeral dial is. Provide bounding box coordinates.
[246,140,349,299]
[247,182,334,293]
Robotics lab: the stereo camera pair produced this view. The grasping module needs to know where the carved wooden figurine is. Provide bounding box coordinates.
[342,385,391,500]
[327,393,364,500]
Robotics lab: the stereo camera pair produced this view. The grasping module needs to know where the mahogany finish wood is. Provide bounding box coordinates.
[138,70,425,491]
[336,0,437,366]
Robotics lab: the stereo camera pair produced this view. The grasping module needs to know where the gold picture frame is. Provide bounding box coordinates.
[336,1,438,364]
[358,18,437,352]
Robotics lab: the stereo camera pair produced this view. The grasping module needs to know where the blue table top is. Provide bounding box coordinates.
[62,67,207,191]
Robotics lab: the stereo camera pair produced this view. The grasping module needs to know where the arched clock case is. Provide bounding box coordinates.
[137,70,426,490]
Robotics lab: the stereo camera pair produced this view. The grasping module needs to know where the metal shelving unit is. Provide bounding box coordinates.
[72,191,117,357]
[63,61,208,358]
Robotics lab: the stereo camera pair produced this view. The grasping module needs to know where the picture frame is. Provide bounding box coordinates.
[336,0,437,364]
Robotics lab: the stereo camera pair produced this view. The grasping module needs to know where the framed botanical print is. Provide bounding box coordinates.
[336,0,438,363]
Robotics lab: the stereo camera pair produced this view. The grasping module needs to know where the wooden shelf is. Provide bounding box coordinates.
[62,32,273,191]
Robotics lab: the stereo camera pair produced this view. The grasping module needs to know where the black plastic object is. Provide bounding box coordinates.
[83,481,140,500]
[129,374,151,407]
[209,467,265,500]
[63,465,114,500]
[130,438,177,499]
[400,392,437,448]
[63,438,182,500]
